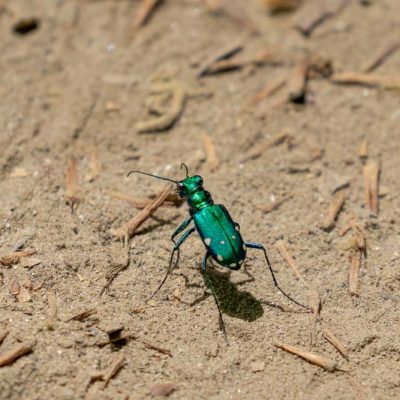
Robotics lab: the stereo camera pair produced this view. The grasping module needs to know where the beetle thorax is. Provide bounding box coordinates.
[178,175,214,213]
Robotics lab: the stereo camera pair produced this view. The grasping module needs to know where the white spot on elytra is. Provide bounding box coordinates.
[238,258,244,265]
[220,240,225,245]
[217,254,223,262]
[230,263,236,268]
[204,238,211,246]
[235,226,240,231]
[232,235,236,239]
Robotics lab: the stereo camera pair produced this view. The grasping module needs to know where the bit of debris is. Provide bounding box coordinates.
[321,190,346,231]
[0,340,35,367]
[150,382,177,397]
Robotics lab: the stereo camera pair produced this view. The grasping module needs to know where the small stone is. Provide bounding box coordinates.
[250,360,265,372]
[10,279,21,296]
[149,382,177,397]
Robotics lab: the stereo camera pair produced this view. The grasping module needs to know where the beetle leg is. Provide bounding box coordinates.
[146,227,196,302]
[170,216,193,269]
[201,251,228,343]
[245,242,311,311]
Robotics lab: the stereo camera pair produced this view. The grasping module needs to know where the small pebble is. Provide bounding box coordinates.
[150,382,177,397]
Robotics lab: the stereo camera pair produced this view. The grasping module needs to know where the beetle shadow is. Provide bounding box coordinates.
[204,266,264,322]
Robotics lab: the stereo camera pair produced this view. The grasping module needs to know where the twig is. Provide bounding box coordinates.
[0,330,9,345]
[363,160,380,215]
[358,139,368,161]
[275,240,305,283]
[202,133,219,172]
[0,340,35,367]
[197,43,243,78]
[287,59,309,103]
[322,325,349,360]
[127,0,163,38]
[136,82,186,133]
[274,341,342,372]
[254,195,292,214]
[65,308,97,322]
[240,132,288,163]
[47,291,57,330]
[142,341,172,357]
[321,190,345,231]
[0,249,37,266]
[110,184,174,240]
[363,41,400,73]
[247,77,286,107]
[331,72,400,90]
[294,0,349,37]
[102,354,126,389]
[65,157,81,207]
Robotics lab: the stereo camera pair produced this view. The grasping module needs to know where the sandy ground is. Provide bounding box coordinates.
[1,1,400,399]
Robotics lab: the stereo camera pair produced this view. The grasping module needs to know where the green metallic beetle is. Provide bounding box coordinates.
[128,164,309,335]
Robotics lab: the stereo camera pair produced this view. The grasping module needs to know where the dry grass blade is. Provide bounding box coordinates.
[111,184,174,240]
[363,160,380,215]
[321,190,345,231]
[129,0,163,35]
[331,72,400,90]
[255,195,292,214]
[142,341,172,356]
[275,240,305,283]
[274,341,340,371]
[322,325,349,360]
[0,340,35,367]
[102,354,126,388]
[202,133,219,172]
[65,157,81,206]
[65,308,97,322]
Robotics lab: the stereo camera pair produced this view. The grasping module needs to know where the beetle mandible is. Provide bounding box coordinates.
[128,164,309,336]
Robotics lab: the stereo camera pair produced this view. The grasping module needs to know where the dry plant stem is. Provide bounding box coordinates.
[248,77,286,107]
[255,195,292,213]
[136,83,186,133]
[0,330,9,345]
[65,157,81,206]
[142,341,172,356]
[65,308,97,322]
[275,240,305,283]
[197,43,243,78]
[240,132,288,162]
[84,144,101,182]
[102,354,126,389]
[274,341,339,371]
[321,190,345,231]
[131,0,163,30]
[0,341,35,367]
[109,191,176,209]
[202,133,219,172]
[287,59,309,102]
[0,250,37,266]
[358,139,368,160]
[322,326,349,360]
[363,41,400,72]
[294,0,349,37]
[349,250,361,296]
[47,291,57,330]
[111,184,174,240]
[363,160,380,215]
[331,72,400,90]
[350,218,365,251]
[309,290,320,348]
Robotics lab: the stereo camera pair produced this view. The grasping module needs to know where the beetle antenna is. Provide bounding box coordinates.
[180,163,189,178]
[127,170,178,184]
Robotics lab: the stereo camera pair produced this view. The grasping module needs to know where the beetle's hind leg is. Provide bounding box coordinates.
[245,242,311,311]
[146,226,195,302]
[201,251,228,343]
